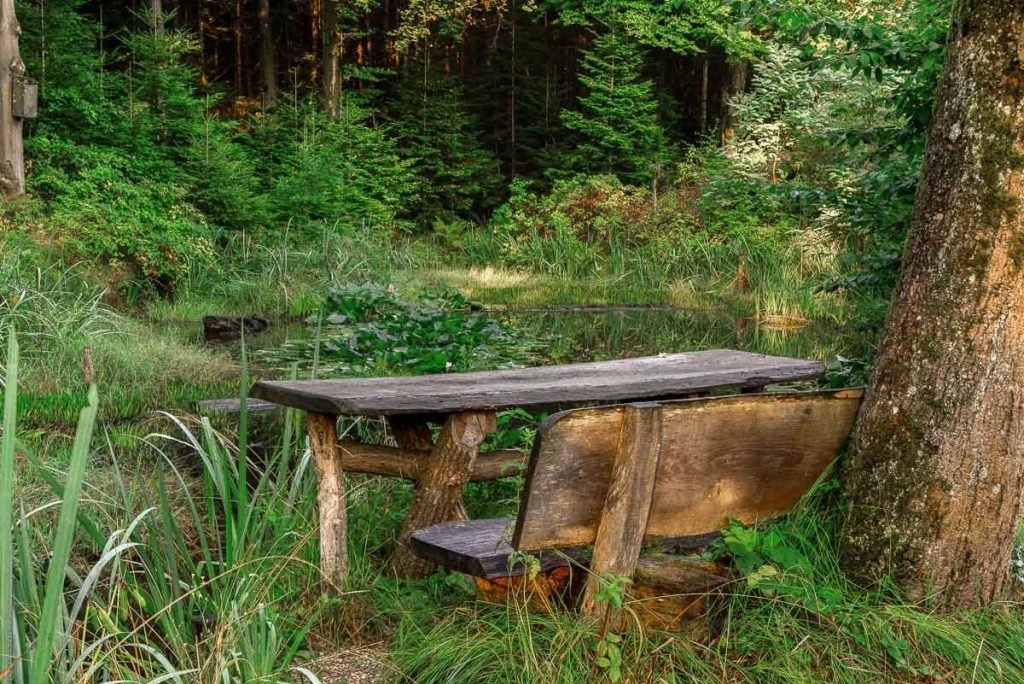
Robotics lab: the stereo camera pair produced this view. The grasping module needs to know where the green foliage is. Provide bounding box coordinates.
[724,0,953,310]
[1,332,324,681]
[268,282,535,375]
[474,176,692,275]
[20,6,218,292]
[559,31,669,185]
[186,109,272,232]
[387,69,503,226]
[29,136,216,291]
[540,0,761,58]
[263,102,417,233]
[592,629,624,682]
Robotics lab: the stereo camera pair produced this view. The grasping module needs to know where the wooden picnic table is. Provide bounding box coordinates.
[251,350,824,587]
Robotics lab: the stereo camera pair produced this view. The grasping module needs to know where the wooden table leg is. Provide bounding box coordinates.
[390,410,497,578]
[308,412,346,593]
[388,415,434,451]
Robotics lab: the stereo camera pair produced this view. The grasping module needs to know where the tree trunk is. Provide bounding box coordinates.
[699,55,709,133]
[322,0,343,117]
[258,0,277,106]
[0,0,24,199]
[234,0,244,98]
[719,61,747,147]
[152,0,164,34]
[841,0,1024,610]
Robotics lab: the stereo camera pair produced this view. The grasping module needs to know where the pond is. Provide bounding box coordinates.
[503,307,875,369]
[197,305,877,386]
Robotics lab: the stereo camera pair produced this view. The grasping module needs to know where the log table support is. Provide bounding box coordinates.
[391,410,497,578]
[308,412,346,593]
[581,403,663,625]
[388,415,434,451]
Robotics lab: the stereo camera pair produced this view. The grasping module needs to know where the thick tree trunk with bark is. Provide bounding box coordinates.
[258,0,277,106]
[322,0,343,117]
[841,0,1024,610]
[0,0,23,199]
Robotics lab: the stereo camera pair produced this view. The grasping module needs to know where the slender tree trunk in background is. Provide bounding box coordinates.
[234,0,243,97]
[258,0,277,106]
[152,0,164,34]
[0,0,24,199]
[322,0,343,117]
[699,55,708,133]
[841,0,1024,610]
[719,60,747,146]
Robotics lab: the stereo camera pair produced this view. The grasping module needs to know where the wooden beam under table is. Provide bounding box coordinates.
[390,410,498,578]
[338,441,526,481]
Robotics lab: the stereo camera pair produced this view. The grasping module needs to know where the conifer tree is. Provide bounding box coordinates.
[560,30,668,185]
[388,66,501,226]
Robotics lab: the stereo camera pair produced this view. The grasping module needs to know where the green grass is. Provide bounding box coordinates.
[388,494,1024,684]
[1,214,1011,684]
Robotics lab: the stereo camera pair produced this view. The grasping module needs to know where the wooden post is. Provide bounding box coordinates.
[308,412,346,592]
[388,415,434,451]
[581,403,663,625]
[0,0,24,199]
[391,410,497,578]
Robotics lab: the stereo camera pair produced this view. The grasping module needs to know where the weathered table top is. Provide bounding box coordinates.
[251,350,824,417]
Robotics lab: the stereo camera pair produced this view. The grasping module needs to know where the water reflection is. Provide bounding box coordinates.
[502,308,876,366]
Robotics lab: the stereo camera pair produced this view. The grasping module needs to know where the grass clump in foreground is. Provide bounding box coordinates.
[4,321,1024,682]
[1,331,326,682]
[390,487,1024,683]
[0,249,240,432]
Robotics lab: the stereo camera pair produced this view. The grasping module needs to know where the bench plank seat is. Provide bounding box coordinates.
[410,517,580,579]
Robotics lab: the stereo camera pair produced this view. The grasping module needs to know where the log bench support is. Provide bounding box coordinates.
[391,410,497,578]
[581,403,663,626]
[308,412,346,593]
[306,409,513,588]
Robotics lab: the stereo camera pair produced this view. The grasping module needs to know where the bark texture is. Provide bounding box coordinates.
[841,0,1024,609]
[152,0,164,34]
[258,0,277,106]
[390,411,497,578]
[322,0,343,117]
[719,61,747,146]
[0,0,24,199]
[308,412,347,592]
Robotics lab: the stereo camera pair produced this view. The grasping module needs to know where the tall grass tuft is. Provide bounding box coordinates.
[2,328,326,682]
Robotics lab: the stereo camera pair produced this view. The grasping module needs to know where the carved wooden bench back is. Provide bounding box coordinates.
[514,389,863,551]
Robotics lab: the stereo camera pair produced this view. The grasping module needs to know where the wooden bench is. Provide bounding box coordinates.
[411,388,863,629]
[252,350,826,587]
